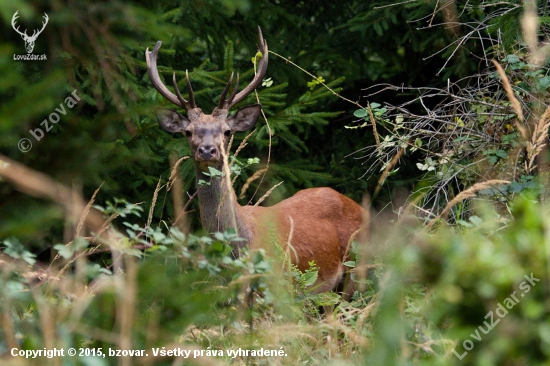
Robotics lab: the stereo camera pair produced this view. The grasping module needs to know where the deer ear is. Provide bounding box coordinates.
[155,108,190,133]
[227,104,261,132]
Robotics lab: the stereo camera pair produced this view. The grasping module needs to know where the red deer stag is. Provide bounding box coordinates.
[146,27,364,293]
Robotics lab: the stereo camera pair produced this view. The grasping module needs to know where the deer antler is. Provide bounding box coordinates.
[216,72,241,109]
[147,26,267,111]
[223,26,268,109]
[145,41,196,110]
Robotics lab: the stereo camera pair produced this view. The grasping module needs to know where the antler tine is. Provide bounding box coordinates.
[185,70,196,109]
[227,73,240,106]
[145,41,188,110]
[228,26,268,109]
[173,73,191,110]
[217,72,234,109]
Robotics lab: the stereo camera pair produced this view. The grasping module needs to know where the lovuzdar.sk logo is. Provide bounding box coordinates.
[12,10,48,61]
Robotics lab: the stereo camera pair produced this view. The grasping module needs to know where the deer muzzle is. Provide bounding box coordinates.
[197,144,218,161]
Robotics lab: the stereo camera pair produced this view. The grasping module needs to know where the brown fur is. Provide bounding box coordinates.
[241,187,363,293]
[193,167,363,293]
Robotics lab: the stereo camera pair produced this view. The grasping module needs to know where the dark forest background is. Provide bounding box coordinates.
[0,0,485,245]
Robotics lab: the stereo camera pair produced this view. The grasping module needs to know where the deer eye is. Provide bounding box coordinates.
[224,129,231,137]
[185,130,192,137]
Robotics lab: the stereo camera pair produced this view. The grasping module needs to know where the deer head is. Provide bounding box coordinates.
[11,11,49,54]
[146,27,268,172]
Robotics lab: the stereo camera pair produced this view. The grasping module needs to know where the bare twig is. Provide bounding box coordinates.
[239,168,268,200]
[168,153,189,233]
[247,54,273,205]
[527,106,550,172]
[0,155,109,235]
[76,183,104,237]
[166,155,189,192]
[373,146,406,198]
[231,129,257,164]
[491,60,527,136]
[254,181,284,206]
[426,179,510,229]
[147,177,162,228]
[368,101,381,147]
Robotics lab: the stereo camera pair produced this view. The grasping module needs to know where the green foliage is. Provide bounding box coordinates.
[94,198,144,219]
[2,194,549,364]
[1,237,36,265]
[53,237,90,260]
[353,0,550,219]
[306,76,326,90]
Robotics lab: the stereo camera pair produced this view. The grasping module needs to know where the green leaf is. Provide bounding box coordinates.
[73,237,90,251]
[469,216,483,226]
[343,261,356,268]
[353,109,368,118]
[214,232,226,241]
[302,270,318,287]
[496,150,508,158]
[504,54,520,64]
[170,227,186,243]
[54,244,74,259]
[2,238,36,265]
[311,292,340,306]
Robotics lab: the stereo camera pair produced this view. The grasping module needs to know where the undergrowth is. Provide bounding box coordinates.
[0,192,549,365]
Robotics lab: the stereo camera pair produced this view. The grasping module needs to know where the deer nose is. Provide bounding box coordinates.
[198,145,217,160]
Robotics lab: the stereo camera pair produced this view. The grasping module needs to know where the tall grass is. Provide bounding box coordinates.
[1,152,549,365]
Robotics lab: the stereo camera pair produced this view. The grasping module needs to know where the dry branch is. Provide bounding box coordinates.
[168,153,189,233]
[147,177,162,229]
[373,146,406,198]
[491,60,527,139]
[254,181,284,206]
[527,106,550,172]
[75,183,104,238]
[426,179,510,229]
[239,168,268,199]
[368,101,381,147]
[0,154,108,235]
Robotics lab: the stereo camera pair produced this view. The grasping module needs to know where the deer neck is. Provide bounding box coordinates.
[195,164,252,249]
